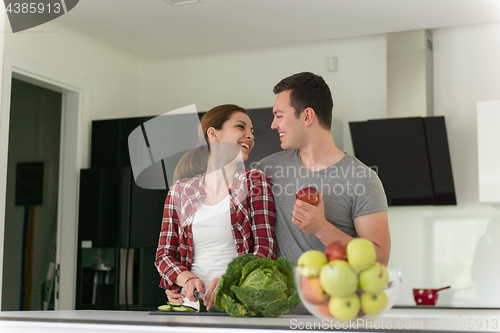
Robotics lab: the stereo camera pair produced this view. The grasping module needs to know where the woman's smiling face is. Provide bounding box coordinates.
[210,111,254,162]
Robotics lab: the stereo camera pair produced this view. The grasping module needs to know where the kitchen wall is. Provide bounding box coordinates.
[138,34,387,173]
[139,34,387,131]
[139,22,500,307]
[0,20,142,310]
[387,22,500,306]
[3,20,141,121]
[2,17,499,309]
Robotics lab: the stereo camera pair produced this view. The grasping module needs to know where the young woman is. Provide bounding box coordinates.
[155,104,276,310]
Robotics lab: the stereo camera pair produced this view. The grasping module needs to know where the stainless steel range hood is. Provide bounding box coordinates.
[387,30,434,118]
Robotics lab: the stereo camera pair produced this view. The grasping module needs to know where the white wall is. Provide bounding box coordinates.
[4,21,141,121]
[139,34,388,137]
[139,23,500,307]
[386,22,500,306]
[1,21,142,310]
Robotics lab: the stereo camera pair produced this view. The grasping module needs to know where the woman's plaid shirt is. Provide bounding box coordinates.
[155,168,276,290]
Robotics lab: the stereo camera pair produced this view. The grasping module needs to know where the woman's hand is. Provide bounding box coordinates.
[183,277,205,302]
[165,287,184,303]
[204,277,220,310]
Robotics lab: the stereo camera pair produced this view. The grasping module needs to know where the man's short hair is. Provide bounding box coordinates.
[273,72,333,130]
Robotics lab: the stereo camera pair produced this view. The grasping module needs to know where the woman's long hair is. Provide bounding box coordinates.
[172,104,247,182]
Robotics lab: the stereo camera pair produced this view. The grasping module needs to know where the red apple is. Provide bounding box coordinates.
[324,241,347,262]
[316,302,332,316]
[296,187,320,205]
[301,276,330,305]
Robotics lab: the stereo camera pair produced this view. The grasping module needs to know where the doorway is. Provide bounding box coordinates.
[0,54,91,310]
[1,78,62,310]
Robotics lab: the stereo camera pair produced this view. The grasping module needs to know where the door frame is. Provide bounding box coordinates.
[0,53,90,310]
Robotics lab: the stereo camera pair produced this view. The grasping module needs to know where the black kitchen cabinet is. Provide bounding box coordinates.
[78,167,165,248]
[76,166,166,310]
[245,107,281,167]
[90,117,153,169]
[77,115,168,310]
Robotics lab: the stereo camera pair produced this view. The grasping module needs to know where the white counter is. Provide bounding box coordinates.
[0,308,499,333]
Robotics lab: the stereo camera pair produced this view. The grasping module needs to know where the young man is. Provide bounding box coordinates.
[255,72,390,266]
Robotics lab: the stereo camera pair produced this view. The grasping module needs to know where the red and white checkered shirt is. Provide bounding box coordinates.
[155,168,276,290]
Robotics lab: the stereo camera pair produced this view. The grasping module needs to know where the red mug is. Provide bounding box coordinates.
[413,286,451,305]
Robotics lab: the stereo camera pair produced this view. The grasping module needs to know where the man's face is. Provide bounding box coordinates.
[271,90,306,150]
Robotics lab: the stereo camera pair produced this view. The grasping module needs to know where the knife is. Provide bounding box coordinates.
[193,288,205,301]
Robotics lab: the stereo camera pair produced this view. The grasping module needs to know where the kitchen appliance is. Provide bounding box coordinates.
[413,286,451,306]
[76,116,175,310]
[352,31,457,207]
[76,165,167,310]
[349,116,456,206]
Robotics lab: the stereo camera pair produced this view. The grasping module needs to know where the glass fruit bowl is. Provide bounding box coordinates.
[294,266,402,322]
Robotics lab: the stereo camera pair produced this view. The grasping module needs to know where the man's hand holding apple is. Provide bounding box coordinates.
[293,187,355,246]
[292,190,330,236]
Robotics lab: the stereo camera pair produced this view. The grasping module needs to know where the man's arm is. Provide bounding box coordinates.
[353,211,391,266]
[292,194,390,266]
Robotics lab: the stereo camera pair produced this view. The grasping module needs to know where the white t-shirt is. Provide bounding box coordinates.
[181,194,237,308]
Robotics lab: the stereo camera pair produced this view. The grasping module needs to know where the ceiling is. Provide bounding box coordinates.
[53,0,500,58]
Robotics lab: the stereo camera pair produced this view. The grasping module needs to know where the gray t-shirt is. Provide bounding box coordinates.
[255,150,388,265]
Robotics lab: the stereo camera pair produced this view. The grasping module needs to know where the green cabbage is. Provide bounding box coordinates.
[214,254,300,317]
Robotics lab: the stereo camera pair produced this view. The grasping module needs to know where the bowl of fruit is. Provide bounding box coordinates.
[295,238,402,322]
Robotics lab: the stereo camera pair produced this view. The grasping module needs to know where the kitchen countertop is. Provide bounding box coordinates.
[0,308,499,333]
